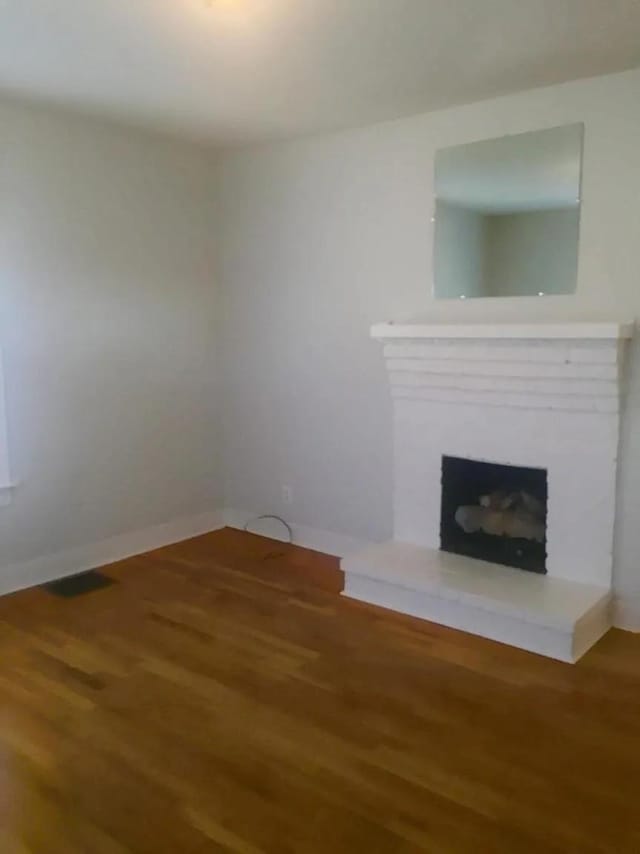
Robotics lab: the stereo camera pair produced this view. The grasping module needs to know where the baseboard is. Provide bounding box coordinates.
[8,505,633,642]
[613,594,640,632]
[0,505,369,599]
[0,508,225,598]
[223,507,373,558]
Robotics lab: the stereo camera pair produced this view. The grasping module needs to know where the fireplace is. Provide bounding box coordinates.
[440,456,547,574]
[342,321,632,661]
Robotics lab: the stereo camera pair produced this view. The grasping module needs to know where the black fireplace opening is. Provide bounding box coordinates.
[440,456,547,574]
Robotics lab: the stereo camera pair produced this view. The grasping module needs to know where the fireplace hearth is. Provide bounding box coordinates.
[440,455,547,574]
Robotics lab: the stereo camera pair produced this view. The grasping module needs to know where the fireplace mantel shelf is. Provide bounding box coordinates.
[371,320,634,340]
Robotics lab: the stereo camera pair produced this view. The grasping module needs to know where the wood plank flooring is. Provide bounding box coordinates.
[0,527,639,853]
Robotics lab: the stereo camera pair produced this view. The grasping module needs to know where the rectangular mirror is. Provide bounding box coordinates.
[433,124,583,299]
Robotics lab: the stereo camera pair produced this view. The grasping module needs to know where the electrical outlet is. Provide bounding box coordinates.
[282,485,293,505]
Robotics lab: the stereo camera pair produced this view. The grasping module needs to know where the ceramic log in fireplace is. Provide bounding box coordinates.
[440,455,547,574]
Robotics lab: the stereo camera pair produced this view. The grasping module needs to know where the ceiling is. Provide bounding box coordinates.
[436,124,583,214]
[0,0,639,146]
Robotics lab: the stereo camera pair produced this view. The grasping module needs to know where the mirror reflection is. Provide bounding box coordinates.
[433,124,583,299]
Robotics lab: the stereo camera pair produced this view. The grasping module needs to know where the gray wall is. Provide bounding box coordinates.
[0,99,222,570]
[214,67,640,620]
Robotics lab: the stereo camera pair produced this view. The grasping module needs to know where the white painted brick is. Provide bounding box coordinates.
[388,371,617,397]
[386,357,618,380]
[391,386,619,412]
[568,343,619,364]
[378,330,630,591]
[384,342,575,363]
[385,339,621,366]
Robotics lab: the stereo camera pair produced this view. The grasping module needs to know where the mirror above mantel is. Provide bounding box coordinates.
[433,124,584,300]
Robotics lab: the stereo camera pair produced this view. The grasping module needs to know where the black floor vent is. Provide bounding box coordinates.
[43,570,115,598]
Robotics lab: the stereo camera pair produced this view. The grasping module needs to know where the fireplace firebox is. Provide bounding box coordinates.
[440,455,547,574]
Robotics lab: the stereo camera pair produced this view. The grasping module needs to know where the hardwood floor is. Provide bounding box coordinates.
[0,528,639,853]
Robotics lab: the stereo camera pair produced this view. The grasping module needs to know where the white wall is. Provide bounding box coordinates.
[0,99,222,576]
[485,208,579,297]
[214,67,640,619]
[434,201,487,299]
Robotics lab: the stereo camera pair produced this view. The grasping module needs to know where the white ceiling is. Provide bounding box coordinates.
[0,0,639,145]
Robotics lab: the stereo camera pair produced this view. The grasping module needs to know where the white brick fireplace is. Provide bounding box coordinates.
[342,321,634,662]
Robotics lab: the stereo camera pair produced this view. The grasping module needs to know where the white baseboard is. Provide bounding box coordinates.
[0,509,225,598]
[613,594,640,632]
[223,507,373,559]
[5,504,637,646]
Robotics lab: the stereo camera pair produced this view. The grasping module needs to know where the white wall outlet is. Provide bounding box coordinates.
[282,485,293,505]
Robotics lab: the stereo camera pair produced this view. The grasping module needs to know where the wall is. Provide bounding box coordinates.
[0,99,222,583]
[434,201,487,298]
[485,208,579,297]
[214,67,640,622]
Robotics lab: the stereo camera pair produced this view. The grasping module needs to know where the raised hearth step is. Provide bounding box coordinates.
[341,541,610,663]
